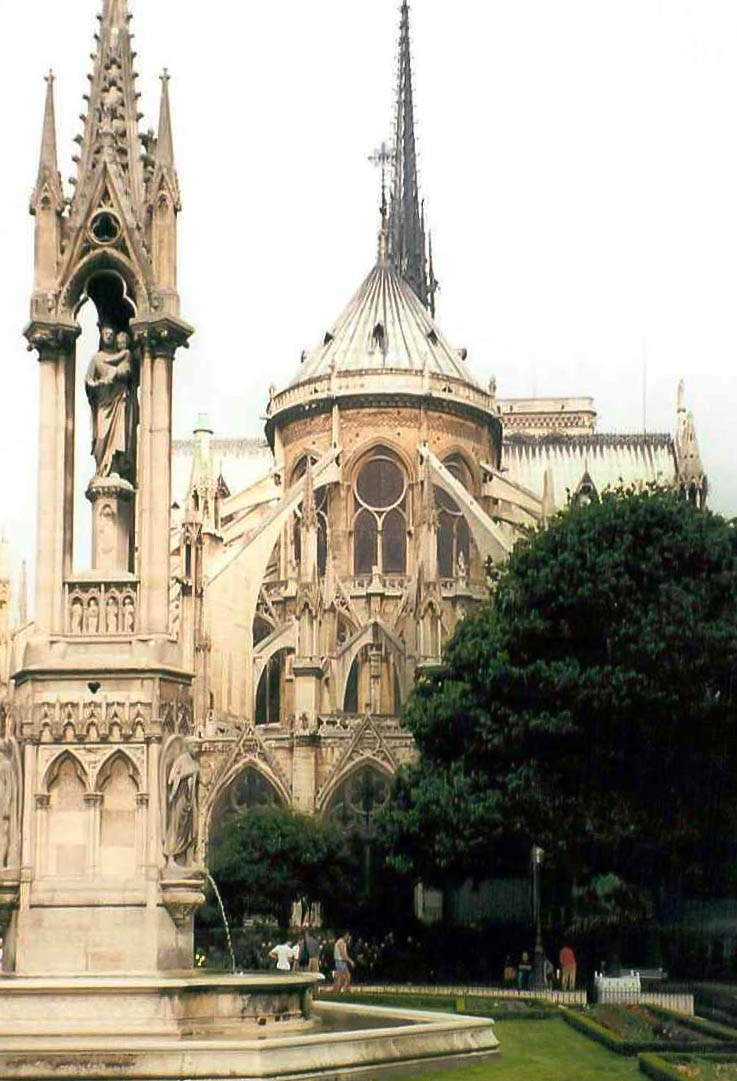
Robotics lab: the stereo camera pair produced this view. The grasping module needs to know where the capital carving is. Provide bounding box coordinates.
[131,317,193,359]
[24,321,80,359]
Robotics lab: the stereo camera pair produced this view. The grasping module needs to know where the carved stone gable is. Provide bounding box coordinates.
[317,714,398,808]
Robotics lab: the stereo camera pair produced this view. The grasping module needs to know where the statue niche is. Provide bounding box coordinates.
[85,325,136,483]
[84,322,138,575]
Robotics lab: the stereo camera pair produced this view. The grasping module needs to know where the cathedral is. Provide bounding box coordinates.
[0,0,707,969]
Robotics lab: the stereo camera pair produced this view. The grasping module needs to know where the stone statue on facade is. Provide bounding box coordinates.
[85,326,136,481]
[0,740,21,870]
[161,736,200,868]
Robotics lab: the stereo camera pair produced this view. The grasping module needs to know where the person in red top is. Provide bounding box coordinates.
[559,945,576,990]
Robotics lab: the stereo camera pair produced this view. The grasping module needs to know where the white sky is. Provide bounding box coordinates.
[1,1,736,602]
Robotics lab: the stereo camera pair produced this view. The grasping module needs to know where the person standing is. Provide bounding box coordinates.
[304,926,321,973]
[559,944,577,990]
[517,951,532,990]
[334,931,355,993]
[269,939,296,972]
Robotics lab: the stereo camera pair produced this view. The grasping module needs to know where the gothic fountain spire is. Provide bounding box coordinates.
[70,0,145,219]
[30,71,64,215]
[147,69,181,211]
[388,1,435,313]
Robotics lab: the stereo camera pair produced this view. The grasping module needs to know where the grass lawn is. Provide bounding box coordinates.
[361,1019,644,1080]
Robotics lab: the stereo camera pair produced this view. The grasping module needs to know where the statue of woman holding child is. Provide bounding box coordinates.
[85,325,136,481]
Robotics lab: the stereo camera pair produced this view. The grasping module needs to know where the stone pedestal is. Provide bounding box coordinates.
[87,476,135,575]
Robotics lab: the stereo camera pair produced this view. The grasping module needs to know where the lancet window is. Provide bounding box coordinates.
[255,648,294,727]
[436,454,472,579]
[292,457,328,576]
[353,450,408,576]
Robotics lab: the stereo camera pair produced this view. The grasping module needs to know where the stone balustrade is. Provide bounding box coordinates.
[268,367,497,419]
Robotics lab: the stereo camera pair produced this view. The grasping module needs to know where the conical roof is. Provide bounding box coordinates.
[293,256,475,386]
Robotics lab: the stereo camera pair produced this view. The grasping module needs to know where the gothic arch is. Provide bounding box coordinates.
[64,252,142,322]
[440,446,480,493]
[337,620,408,711]
[317,755,395,816]
[94,750,142,794]
[253,621,297,673]
[43,750,89,795]
[204,760,289,848]
[345,438,416,490]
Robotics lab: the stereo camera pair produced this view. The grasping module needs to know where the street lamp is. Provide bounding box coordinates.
[531,844,545,989]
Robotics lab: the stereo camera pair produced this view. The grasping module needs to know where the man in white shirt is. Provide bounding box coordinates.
[269,940,296,972]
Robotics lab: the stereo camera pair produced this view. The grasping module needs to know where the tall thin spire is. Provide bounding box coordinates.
[388,1,432,310]
[148,70,181,210]
[71,0,145,215]
[31,72,64,213]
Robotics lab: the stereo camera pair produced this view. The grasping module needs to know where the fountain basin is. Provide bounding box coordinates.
[0,1000,498,1079]
[0,972,322,1037]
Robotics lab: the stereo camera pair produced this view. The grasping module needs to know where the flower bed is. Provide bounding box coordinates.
[563,1005,737,1055]
[592,1004,701,1042]
[639,1052,737,1080]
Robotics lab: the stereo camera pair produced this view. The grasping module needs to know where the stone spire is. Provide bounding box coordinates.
[148,70,181,210]
[388,1,434,312]
[30,72,64,214]
[71,0,145,216]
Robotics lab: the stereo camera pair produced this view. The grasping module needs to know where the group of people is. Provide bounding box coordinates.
[269,928,356,992]
[503,944,577,991]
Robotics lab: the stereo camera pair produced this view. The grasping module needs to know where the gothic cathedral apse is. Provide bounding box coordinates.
[0,0,708,975]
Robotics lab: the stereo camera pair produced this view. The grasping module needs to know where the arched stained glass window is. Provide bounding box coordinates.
[436,455,473,578]
[255,649,293,726]
[382,508,406,574]
[326,765,391,841]
[353,450,408,575]
[209,768,281,849]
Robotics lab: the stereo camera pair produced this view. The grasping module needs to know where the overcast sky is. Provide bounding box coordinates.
[1,1,736,601]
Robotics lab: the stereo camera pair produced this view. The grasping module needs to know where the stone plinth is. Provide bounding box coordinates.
[0,993,499,1079]
[87,476,135,575]
[0,973,322,1037]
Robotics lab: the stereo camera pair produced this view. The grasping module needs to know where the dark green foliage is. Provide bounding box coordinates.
[381,488,737,895]
[209,804,358,927]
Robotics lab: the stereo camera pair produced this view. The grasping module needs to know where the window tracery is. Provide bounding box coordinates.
[353,450,408,575]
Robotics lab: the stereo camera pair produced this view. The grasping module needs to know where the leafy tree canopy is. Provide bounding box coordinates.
[210,804,358,927]
[381,487,737,891]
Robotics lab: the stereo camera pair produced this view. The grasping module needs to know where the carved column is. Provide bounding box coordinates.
[135,793,149,872]
[132,318,193,635]
[24,323,80,634]
[84,793,103,875]
[34,794,50,876]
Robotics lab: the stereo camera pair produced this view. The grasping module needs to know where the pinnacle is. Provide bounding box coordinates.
[71,0,145,214]
[387,0,433,310]
[31,70,64,213]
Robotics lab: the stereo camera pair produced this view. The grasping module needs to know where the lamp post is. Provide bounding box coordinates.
[531,844,546,989]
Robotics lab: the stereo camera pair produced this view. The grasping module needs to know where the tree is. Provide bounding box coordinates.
[209,804,358,928]
[381,488,737,907]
